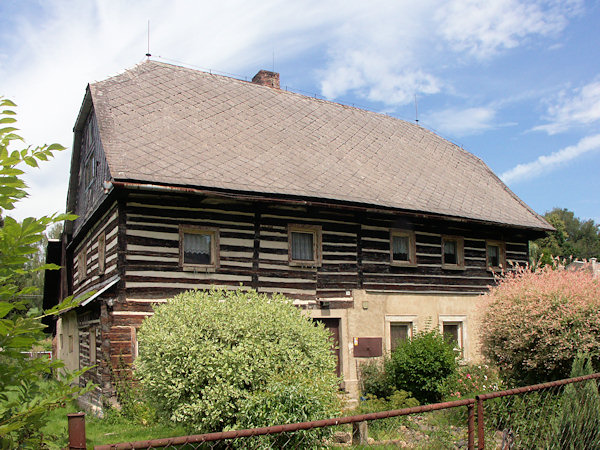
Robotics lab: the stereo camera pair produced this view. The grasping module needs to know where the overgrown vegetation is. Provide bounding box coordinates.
[0,97,90,448]
[135,288,340,444]
[481,265,600,386]
[550,354,600,448]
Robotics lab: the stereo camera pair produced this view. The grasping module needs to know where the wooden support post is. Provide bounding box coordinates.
[477,397,485,449]
[352,420,368,445]
[467,403,475,450]
[67,412,86,449]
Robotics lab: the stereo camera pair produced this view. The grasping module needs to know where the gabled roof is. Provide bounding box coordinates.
[86,60,551,231]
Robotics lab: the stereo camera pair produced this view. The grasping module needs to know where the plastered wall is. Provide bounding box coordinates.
[309,290,485,399]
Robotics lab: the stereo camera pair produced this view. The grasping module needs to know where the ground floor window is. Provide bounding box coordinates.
[439,315,467,357]
[385,315,416,352]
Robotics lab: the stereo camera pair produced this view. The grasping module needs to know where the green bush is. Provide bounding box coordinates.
[550,354,600,448]
[135,288,340,434]
[359,359,392,399]
[385,329,459,404]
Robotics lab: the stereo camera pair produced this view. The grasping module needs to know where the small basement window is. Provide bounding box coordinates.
[442,236,464,269]
[390,230,416,266]
[179,226,219,270]
[288,225,322,267]
[486,241,506,271]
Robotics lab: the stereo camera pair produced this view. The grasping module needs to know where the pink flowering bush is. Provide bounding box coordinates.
[481,265,600,385]
[450,364,504,398]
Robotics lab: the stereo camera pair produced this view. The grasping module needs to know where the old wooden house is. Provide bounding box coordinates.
[46,60,552,412]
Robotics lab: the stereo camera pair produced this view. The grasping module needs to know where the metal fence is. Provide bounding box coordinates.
[68,372,600,449]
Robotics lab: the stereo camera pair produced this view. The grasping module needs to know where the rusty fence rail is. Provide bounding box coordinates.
[67,372,600,449]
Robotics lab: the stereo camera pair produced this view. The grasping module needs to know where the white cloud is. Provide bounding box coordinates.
[501,134,600,184]
[317,0,582,106]
[436,0,582,59]
[425,107,497,137]
[533,81,600,134]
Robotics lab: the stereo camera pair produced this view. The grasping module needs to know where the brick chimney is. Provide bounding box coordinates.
[252,70,280,89]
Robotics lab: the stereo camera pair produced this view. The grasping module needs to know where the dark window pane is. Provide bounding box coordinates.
[292,231,314,261]
[443,323,459,345]
[444,240,457,264]
[488,245,500,267]
[184,233,212,265]
[392,235,410,261]
[391,324,409,351]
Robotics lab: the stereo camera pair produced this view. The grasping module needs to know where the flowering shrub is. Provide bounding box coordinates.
[450,364,503,398]
[481,265,600,385]
[135,288,340,434]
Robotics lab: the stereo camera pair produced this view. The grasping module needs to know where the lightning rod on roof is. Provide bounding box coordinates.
[415,94,419,124]
[146,20,151,58]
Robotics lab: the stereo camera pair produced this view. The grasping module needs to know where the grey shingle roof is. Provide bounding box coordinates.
[89,60,551,231]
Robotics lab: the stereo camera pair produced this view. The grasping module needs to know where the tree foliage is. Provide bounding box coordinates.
[136,288,340,438]
[481,265,600,386]
[0,97,90,447]
[532,208,600,266]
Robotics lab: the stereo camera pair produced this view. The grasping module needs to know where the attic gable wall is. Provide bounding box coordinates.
[73,109,111,234]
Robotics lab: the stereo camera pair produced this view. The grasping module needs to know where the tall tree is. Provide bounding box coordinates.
[0,97,90,447]
[532,208,600,266]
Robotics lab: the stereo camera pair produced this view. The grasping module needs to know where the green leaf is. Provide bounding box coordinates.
[0,99,17,107]
[0,301,15,319]
[0,127,19,134]
[23,157,38,168]
[0,117,17,124]
[47,143,66,151]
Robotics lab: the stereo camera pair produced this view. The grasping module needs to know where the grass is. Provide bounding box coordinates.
[42,400,188,449]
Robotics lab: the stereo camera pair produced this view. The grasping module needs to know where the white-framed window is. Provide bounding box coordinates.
[97,232,106,275]
[179,226,219,270]
[385,315,417,352]
[390,229,416,266]
[439,315,467,358]
[441,235,465,270]
[288,224,322,267]
[486,240,506,272]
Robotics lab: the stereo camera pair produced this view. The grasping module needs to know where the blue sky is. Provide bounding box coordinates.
[1,0,599,224]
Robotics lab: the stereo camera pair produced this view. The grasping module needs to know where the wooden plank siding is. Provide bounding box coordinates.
[72,202,119,297]
[73,109,112,234]
[117,192,530,305]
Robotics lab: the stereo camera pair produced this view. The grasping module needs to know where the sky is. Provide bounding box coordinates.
[0,0,599,224]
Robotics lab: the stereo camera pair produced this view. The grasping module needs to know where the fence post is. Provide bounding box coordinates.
[352,421,368,445]
[67,412,86,449]
[476,397,484,450]
[467,403,475,450]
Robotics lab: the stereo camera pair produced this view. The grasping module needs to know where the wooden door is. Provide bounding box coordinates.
[314,318,341,378]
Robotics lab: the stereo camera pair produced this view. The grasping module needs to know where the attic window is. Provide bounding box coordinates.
[486,241,506,271]
[288,225,322,267]
[442,236,464,270]
[390,230,416,266]
[84,154,95,190]
[179,226,219,271]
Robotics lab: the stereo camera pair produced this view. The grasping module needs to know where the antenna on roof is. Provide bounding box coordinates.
[145,20,151,58]
[414,94,419,124]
